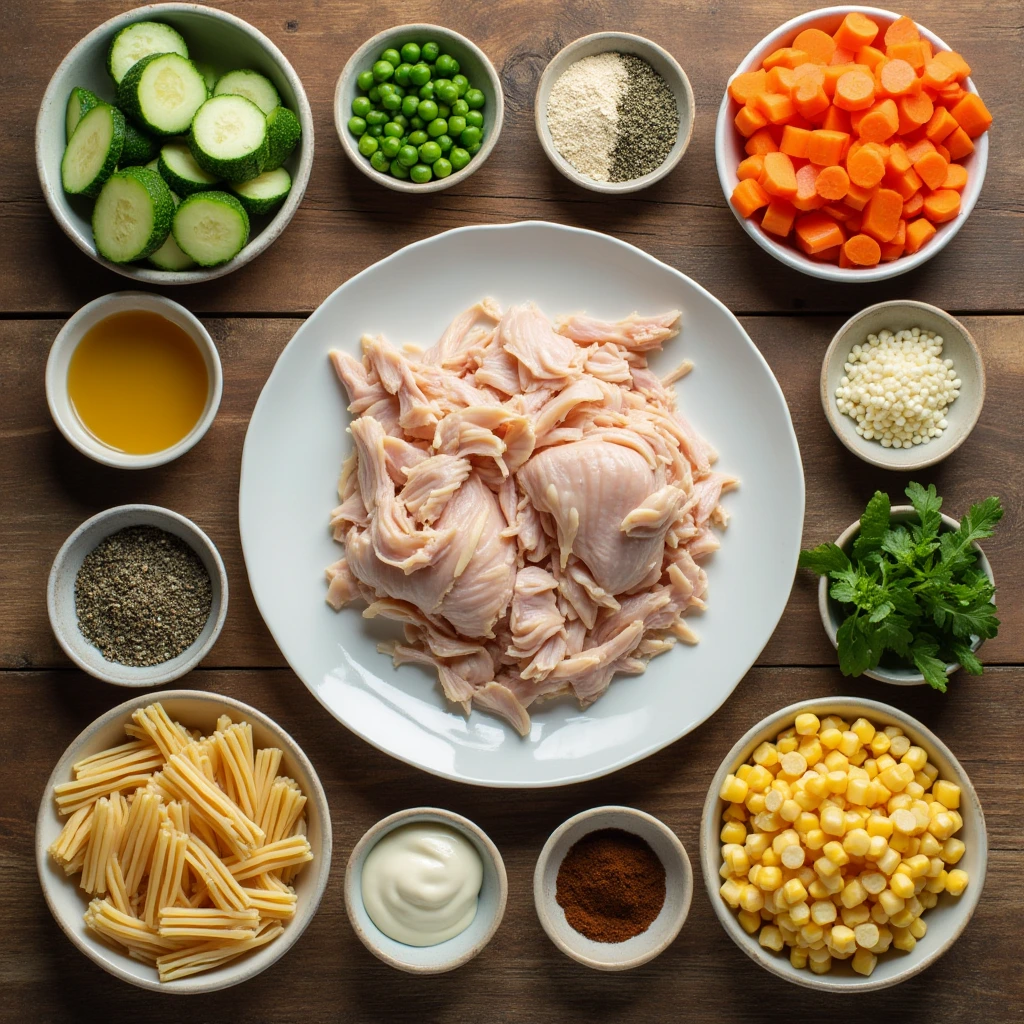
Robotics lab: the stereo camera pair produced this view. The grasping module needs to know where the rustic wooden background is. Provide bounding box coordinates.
[2,1,1022,1021]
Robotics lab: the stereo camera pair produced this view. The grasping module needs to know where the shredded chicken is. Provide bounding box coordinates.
[326,300,735,735]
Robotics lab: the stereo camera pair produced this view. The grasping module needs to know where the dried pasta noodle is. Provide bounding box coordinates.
[49,702,313,983]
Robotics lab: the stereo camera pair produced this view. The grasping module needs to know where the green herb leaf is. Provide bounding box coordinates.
[797,543,851,576]
[911,640,950,692]
[938,496,1003,573]
[870,614,914,659]
[951,642,984,676]
[905,481,943,541]
[836,616,872,677]
[853,491,890,559]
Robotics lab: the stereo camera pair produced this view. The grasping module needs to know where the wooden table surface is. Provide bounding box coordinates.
[2,2,1022,1021]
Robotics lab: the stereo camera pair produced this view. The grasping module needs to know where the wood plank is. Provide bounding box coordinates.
[3,1,1021,315]
[2,666,1021,1020]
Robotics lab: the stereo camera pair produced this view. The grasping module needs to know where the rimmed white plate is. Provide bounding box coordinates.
[239,222,804,787]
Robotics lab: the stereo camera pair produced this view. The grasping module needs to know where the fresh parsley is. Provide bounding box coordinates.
[799,483,1002,692]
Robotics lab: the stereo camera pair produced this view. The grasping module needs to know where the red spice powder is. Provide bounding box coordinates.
[555,827,667,943]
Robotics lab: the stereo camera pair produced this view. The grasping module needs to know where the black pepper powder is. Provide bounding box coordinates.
[611,55,680,182]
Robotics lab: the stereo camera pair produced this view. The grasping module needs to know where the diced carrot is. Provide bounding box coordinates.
[810,244,844,262]
[924,107,959,142]
[759,151,798,198]
[902,191,925,218]
[807,129,849,166]
[755,90,796,124]
[794,80,830,120]
[735,104,769,136]
[935,142,951,163]
[844,181,877,210]
[834,69,876,111]
[838,247,855,268]
[944,126,975,160]
[731,178,772,218]
[942,163,969,190]
[906,137,936,163]
[950,93,993,137]
[914,149,949,190]
[831,46,856,66]
[921,59,956,91]
[887,142,912,175]
[879,219,907,259]
[933,50,971,80]
[905,217,937,252]
[923,189,962,223]
[792,163,826,210]
[879,59,918,97]
[745,127,779,156]
[897,92,934,133]
[822,202,857,223]
[855,46,887,71]
[729,69,769,104]
[761,197,798,236]
[763,48,812,71]
[884,15,920,48]
[862,187,904,241]
[843,233,882,265]
[766,65,797,95]
[857,98,900,142]
[822,105,852,133]
[886,40,929,71]
[938,83,965,107]
[847,142,886,188]
[737,154,765,181]
[780,125,812,159]
[794,211,846,253]
[834,12,880,51]
[794,28,837,65]
[787,112,814,131]
[888,166,923,200]
[823,64,857,97]
[815,164,850,200]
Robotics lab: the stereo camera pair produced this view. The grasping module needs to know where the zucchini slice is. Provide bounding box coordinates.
[118,53,208,136]
[121,121,158,166]
[92,166,174,263]
[230,166,291,215]
[61,104,125,198]
[158,141,221,196]
[214,69,281,115]
[148,193,196,271]
[107,20,189,85]
[263,106,301,171]
[65,86,102,142]
[172,191,250,266]
[194,61,218,95]
[189,95,269,182]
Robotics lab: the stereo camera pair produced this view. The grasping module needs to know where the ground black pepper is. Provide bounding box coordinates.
[611,55,680,182]
[75,525,213,667]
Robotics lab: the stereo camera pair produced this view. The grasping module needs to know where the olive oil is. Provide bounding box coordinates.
[67,310,209,455]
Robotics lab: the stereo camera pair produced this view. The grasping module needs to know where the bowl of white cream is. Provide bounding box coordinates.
[344,807,507,974]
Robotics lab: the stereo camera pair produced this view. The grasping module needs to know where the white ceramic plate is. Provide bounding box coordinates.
[239,222,804,787]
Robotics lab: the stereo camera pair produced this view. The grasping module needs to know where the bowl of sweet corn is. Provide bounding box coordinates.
[700,697,986,991]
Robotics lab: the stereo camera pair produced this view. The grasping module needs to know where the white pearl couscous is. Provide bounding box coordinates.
[835,328,961,449]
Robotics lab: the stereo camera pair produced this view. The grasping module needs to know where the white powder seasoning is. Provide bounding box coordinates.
[546,53,627,181]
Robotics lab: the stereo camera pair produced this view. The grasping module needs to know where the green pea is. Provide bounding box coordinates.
[452,98,469,116]
[418,140,441,163]
[421,41,440,62]
[358,134,379,157]
[391,159,411,179]
[436,104,450,119]
[423,63,436,77]
[408,129,428,146]
[466,141,481,155]
[427,117,448,138]
[381,91,402,111]
[366,109,388,126]
[381,135,402,158]
[367,124,383,137]
[356,70,374,92]
[409,117,425,131]
[447,115,466,137]
[380,48,401,67]
[449,147,470,170]
[352,95,371,117]
[401,95,419,118]
[400,42,421,64]
[435,54,458,76]
[410,162,433,183]
[466,109,484,129]
[417,99,438,121]
[377,82,396,96]
[384,121,404,138]
[393,62,412,86]
[452,75,469,97]
[397,144,419,167]
[391,113,409,129]
[418,83,435,101]
[461,125,483,148]
[372,60,394,82]
[433,78,451,91]
[465,88,485,109]
[370,150,391,172]
[367,85,381,103]
[409,63,431,87]
[347,115,367,136]
[437,83,458,105]
[433,157,453,178]
[436,133,453,153]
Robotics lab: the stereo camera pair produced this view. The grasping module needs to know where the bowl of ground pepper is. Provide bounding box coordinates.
[47,504,228,686]
[533,806,692,970]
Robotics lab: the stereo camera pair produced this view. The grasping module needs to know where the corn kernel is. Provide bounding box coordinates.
[889,832,913,854]
[754,811,783,833]
[918,833,941,857]
[794,790,821,812]
[921,761,939,783]
[777,725,797,741]
[736,763,753,781]
[807,879,830,900]
[866,814,894,839]
[764,789,784,813]
[760,846,780,867]
[824,750,850,773]
[723,803,748,822]
[877,847,901,876]
[810,899,837,925]
[883,725,903,739]
[869,780,893,805]
[738,882,764,913]
[737,908,761,934]
[842,828,871,858]
[746,792,766,815]
[877,753,897,771]
[871,903,889,926]
[814,855,841,880]
[841,878,868,909]
[889,907,914,928]
[745,832,771,859]
[757,866,783,891]
[941,837,966,865]
[781,845,806,870]
[889,872,916,899]
[777,736,798,755]
[721,820,746,845]
[752,741,779,767]
[888,734,911,757]
[914,771,932,789]
[799,739,824,766]
[841,903,871,927]
[891,808,917,835]
[866,835,888,860]
[794,712,819,735]
[817,727,842,750]
[870,732,891,755]
[900,745,927,772]
[932,779,961,809]
[755,924,783,951]
[861,870,888,895]
[821,841,848,866]
[728,845,752,876]
[837,731,859,757]
[804,829,827,851]
[780,799,801,823]
[794,811,818,834]
[822,871,845,895]
[770,828,799,852]
[720,878,744,906]
[820,806,846,837]
[891,926,916,952]
[923,868,948,894]
[824,770,848,795]
[782,876,807,902]
[929,812,957,841]
[790,946,809,969]
[851,947,878,976]
[809,955,833,975]
[878,889,906,916]
[880,763,915,793]
[804,773,829,798]
[789,901,811,927]
[853,921,879,948]
[848,717,873,743]
[780,751,808,777]
[907,917,927,941]
[800,920,824,943]
[863,758,879,779]
[946,869,969,896]
[904,853,930,878]
[829,924,857,955]
[919,890,939,909]
[846,777,871,806]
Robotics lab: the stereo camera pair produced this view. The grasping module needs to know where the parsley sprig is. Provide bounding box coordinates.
[799,483,1002,691]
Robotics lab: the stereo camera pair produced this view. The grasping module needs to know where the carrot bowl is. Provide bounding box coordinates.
[715,6,990,282]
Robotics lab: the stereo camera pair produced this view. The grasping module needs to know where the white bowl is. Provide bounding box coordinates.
[715,6,989,281]
[36,690,332,993]
[344,807,507,973]
[534,32,695,194]
[533,806,692,970]
[36,2,314,284]
[45,291,222,469]
[821,301,985,470]
[820,506,995,685]
[334,24,504,194]
[47,504,228,686]
[701,697,987,991]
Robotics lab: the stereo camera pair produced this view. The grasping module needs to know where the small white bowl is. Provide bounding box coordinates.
[820,506,995,685]
[533,806,692,970]
[715,6,989,281]
[701,696,987,991]
[36,2,314,284]
[48,504,228,687]
[535,32,695,194]
[46,291,222,469]
[36,689,332,994]
[344,807,507,974]
[334,24,504,194]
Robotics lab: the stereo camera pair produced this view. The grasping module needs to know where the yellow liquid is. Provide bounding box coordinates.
[67,310,209,455]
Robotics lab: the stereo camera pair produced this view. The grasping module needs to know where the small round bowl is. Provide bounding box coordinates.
[533,806,692,971]
[335,25,504,194]
[715,6,989,281]
[701,696,987,991]
[36,2,314,285]
[36,689,332,994]
[535,32,695,194]
[344,807,507,974]
[45,291,223,469]
[821,301,985,470]
[48,504,228,686]
[821,505,994,685]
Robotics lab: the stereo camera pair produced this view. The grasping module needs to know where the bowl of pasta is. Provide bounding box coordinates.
[35,691,331,993]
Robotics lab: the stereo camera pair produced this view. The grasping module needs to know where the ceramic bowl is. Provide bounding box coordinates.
[334,25,504,194]
[701,697,986,991]
[533,806,692,970]
[36,689,332,993]
[36,2,313,284]
[47,504,228,686]
[821,300,984,470]
[715,6,989,281]
[45,291,222,469]
[821,506,994,685]
[535,32,695,194]
[344,807,507,973]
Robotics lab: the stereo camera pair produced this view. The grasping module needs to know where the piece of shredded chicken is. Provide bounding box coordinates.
[325,300,735,736]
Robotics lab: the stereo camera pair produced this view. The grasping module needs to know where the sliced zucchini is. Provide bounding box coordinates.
[107,20,189,85]
[65,86,102,142]
[189,95,269,182]
[61,104,125,198]
[193,61,218,95]
[172,191,249,266]
[92,166,174,263]
[145,158,159,171]
[230,166,291,215]
[148,193,196,270]
[263,106,301,171]
[118,53,207,136]
[120,121,158,165]
[158,141,220,195]
[214,69,281,115]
